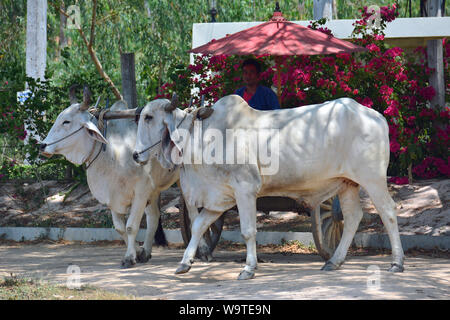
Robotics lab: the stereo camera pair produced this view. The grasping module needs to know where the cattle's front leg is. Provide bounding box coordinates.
[121,196,148,269]
[175,208,222,274]
[235,191,258,280]
[138,192,161,263]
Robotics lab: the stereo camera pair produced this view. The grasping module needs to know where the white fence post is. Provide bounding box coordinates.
[26,0,47,82]
[425,0,446,108]
[23,0,47,160]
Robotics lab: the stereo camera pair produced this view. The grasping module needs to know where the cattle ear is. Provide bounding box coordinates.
[83,121,108,145]
[163,112,183,152]
[159,113,184,169]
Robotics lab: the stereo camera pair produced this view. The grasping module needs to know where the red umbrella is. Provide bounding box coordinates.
[190,5,367,103]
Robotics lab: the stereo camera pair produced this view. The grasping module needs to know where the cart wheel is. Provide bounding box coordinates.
[311,196,344,261]
[179,197,225,255]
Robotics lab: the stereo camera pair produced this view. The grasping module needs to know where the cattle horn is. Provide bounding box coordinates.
[200,95,205,107]
[164,92,179,112]
[197,107,214,119]
[80,85,91,111]
[69,84,79,105]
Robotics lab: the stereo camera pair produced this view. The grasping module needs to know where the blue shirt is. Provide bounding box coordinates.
[235,85,280,110]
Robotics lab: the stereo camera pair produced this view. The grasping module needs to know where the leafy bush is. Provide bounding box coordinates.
[0,64,108,181]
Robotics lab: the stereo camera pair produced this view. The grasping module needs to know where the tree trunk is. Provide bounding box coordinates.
[423,0,446,108]
[58,2,67,55]
[332,0,338,19]
[120,53,138,109]
[313,0,333,20]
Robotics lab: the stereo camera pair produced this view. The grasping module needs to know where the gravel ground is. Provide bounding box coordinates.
[0,242,448,300]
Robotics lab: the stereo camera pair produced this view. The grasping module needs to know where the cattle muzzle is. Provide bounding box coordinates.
[132,151,139,162]
[38,143,53,158]
[133,150,148,165]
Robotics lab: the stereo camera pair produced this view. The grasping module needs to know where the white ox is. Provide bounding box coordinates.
[40,89,203,267]
[133,95,405,280]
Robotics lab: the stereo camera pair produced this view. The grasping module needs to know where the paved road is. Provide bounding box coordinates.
[0,243,448,299]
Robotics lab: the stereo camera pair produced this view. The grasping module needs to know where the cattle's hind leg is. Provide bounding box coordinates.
[175,208,222,275]
[322,184,363,271]
[235,191,258,280]
[362,181,404,272]
[138,192,161,263]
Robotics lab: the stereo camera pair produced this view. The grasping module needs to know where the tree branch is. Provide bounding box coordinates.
[90,0,97,47]
[49,1,123,101]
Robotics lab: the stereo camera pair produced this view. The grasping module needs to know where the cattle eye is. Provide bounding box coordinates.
[62,120,70,125]
[144,115,153,121]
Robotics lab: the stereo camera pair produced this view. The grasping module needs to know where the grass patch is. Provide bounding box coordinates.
[0,273,137,300]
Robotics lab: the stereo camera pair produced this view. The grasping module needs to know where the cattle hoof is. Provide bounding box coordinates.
[321,261,339,271]
[196,246,213,262]
[238,270,255,280]
[136,250,152,263]
[200,253,214,262]
[175,263,191,274]
[388,263,404,273]
[197,252,214,262]
[121,258,136,269]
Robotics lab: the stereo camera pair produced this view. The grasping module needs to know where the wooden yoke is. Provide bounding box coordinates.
[90,108,138,120]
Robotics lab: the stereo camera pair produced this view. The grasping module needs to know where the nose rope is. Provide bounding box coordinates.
[44,126,84,146]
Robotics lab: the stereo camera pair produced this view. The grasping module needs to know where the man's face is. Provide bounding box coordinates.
[242,64,260,87]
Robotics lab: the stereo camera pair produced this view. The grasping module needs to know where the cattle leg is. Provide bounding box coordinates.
[235,192,258,280]
[138,192,161,263]
[111,211,128,245]
[121,196,148,269]
[321,184,363,271]
[362,181,404,272]
[175,208,222,274]
[184,201,214,262]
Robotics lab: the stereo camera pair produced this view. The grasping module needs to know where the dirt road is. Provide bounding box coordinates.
[0,243,448,299]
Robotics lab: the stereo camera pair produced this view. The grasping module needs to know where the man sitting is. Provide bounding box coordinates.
[235,58,280,110]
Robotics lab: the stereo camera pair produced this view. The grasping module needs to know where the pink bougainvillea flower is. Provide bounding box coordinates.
[360,97,373,108]
[419,86,436,101]
[388,176,409,185]
[384,47,403,58]
[384,104,399,117]
[366,43,380,52]
[406,116,416,126]
[390,140,401,153]
[380,85,394,97]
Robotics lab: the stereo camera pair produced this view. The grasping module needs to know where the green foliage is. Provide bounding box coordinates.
[1,0,449,182]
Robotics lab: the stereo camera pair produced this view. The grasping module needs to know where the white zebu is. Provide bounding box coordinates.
[133,95,405,280]
[40,88,201,267]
